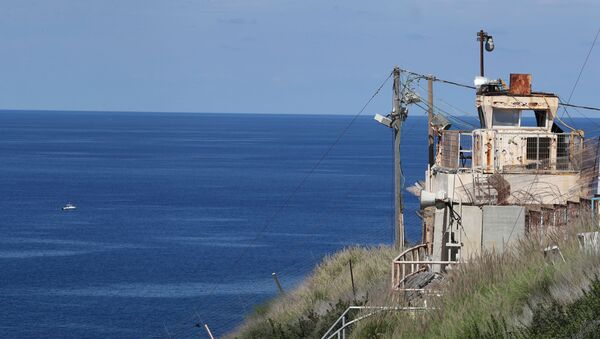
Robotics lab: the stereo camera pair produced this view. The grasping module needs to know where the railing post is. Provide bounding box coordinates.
[392,262,396,288]
[342,314,346,339]
[537,135,540,171]
[457,132,461,168]
[401,264,405,289]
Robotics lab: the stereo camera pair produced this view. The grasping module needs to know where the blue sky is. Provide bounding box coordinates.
[0,0,598,115]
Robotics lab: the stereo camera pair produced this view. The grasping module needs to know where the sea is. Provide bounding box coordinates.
[2,110,567,338]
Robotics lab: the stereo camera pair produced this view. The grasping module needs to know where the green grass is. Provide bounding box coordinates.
[351,221,600,338]
[229,213,600,338]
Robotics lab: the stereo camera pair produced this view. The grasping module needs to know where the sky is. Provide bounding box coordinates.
[0,0,599,115]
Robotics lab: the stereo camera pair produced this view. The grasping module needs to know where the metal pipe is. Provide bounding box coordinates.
[478,30,485,76]
[204,324,215,339]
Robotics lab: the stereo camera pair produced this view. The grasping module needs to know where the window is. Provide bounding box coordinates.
[526,137,551,170]
[492,109,519,127]
[492,109,548,128]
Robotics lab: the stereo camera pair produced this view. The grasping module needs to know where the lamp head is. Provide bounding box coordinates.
[485,36,494,52]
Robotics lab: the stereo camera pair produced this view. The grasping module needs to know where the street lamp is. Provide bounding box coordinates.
[477,30,494,76]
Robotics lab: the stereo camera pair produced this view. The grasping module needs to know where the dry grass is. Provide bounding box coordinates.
[351,213,600,338]
[229,212,600,338]
[226,245,396,338]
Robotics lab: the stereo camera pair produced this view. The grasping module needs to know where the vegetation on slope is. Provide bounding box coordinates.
[227,245,395,339]
[351,218,600,338]
[230,215,600,338]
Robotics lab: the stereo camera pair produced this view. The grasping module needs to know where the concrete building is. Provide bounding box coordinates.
[392,74,597,291]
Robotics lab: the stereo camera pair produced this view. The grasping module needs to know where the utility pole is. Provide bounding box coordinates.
[477,30,494,77]
[427,76,434,167]
[478,30,485,76]
[391,67,405,250]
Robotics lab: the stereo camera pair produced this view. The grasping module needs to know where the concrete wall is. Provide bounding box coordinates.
[432,208,447,263]
[482,206,525,252]
[458,205,482,259]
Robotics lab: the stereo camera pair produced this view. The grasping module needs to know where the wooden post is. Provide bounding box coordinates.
[428,76,434,167]
[425,76,435,254]
[349,260,356,303]
[272,272,284,295]
[392,67,405,250]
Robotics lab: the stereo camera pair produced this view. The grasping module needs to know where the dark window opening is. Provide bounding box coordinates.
[521,110,547,127]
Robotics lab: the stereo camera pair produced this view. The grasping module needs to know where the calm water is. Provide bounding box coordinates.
[0,111,437,337]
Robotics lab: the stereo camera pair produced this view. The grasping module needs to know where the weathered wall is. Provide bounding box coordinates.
[482,206,525,252]
[459,205,482,259]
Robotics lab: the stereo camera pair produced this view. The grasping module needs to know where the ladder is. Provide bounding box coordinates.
[472,170,497,205]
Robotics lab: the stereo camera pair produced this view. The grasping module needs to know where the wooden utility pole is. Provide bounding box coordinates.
[392,67,405,250]
[427,76,434,167]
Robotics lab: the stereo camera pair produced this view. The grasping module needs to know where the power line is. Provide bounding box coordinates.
[560,102,600,112]
[157,71,394,338]
[560,27,600,127]
[399,67,600,118]
[566,27,600,104]
[398,68,476,90]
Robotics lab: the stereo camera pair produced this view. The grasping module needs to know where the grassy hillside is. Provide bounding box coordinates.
[227,246,395,338]
[352,219,600,338]
[230,216,600,338]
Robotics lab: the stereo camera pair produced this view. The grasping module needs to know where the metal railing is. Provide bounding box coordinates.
[497,131,582,173]
[321,305,430,339]
[391,244,428,290]
[438,131,472,170]
[437,129,583,174]
[391,244,459,290]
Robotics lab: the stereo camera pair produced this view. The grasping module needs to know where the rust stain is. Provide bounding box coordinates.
[509,73,532,96]
[486,139,493,171]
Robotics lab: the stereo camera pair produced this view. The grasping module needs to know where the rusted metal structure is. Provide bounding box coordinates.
[391,73,599,291]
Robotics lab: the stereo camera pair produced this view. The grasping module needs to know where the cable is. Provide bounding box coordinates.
[399,66,600,128]
[434,78,476,90]
[566,27,600,105]
[156,71,394,338]
[560,27,600,127]
[560,102,600,112]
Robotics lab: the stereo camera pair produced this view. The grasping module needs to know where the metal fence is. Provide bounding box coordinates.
[437,130,583,174]
[391,244,458,291]
[439,131,472,170]
[321,306,430,339]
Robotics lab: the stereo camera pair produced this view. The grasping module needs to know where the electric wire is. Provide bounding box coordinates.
[399,67,600,120]
[560,102,600,113]
[155,71,394,338]
[566,27,600,105]
[559,27,600,127]
[162,63,600,336]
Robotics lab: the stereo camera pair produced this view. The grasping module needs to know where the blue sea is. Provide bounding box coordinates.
[0,111,443,337]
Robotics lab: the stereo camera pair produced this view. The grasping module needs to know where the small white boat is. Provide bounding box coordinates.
[62,203,77,211]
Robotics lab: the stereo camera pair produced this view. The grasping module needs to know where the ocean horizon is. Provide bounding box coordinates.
[0,111,432,337]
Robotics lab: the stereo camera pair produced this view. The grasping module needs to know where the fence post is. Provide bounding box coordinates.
[349,260,356,303]
[272,272,284,295]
